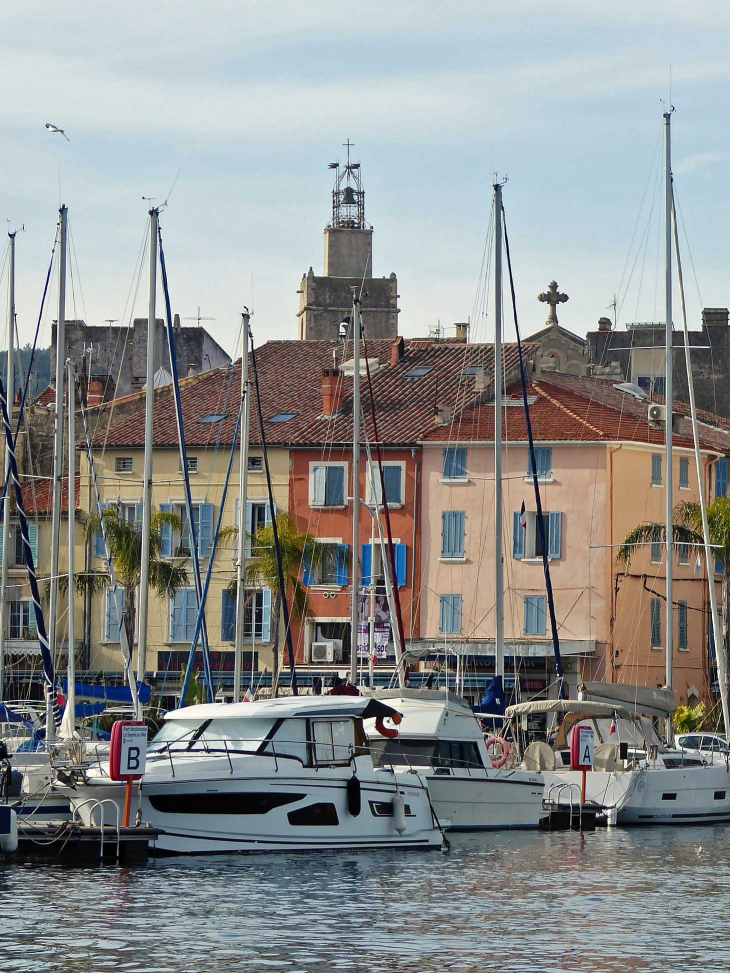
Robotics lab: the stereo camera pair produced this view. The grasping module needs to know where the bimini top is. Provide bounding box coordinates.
[164,695,400,723]
[579,681,677,718]
[505,699,632,719]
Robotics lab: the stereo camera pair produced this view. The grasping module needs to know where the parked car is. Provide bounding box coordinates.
[675,732,729,755]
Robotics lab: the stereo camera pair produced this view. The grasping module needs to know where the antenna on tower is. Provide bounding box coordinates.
[184,307,216,326]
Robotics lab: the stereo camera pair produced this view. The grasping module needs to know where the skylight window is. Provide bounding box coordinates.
[270,412,299,423]
[461,365,487,377]
[404,366,434,379]
[198,413,230,424]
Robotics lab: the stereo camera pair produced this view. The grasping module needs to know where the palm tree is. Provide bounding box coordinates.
[222,513,321,685]
[617,498,730,725]
[79,508,188,657]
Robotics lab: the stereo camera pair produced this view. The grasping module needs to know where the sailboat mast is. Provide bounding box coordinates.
[0,230,16,702]
[664,111,674,705]
[137,207,159,691]
[350,292,362,686]
[233,313,251,703]
[493,182,504,681]
[48,205,68,711]
[66,358,76,726]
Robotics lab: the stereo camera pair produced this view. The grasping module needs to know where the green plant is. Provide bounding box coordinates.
[674,702,706,733]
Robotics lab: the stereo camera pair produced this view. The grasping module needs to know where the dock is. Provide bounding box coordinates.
[13,821,160,865]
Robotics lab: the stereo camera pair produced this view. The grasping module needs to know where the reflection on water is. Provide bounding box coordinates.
[2,828,730,972]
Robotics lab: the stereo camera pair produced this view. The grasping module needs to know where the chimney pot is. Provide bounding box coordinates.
[87,379,104,407]
[322,367,344,417]
[173,313,181,329]
[454,322,469,341]
[702,307,729,329]
[187,363,199,378]
[390,336,405,365]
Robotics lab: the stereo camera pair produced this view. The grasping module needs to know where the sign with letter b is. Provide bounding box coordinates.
[110,720,148,781]
[570,725,595,771]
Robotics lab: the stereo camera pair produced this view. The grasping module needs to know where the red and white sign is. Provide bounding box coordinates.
[570,725,595,771]
[109,720,148,781]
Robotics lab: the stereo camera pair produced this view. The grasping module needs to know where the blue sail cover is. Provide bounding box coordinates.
[477,676,506,715]
[62,681,152,705]
[0,704,33,727]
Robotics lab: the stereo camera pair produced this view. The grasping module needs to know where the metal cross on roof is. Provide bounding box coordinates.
[537,280,569,327]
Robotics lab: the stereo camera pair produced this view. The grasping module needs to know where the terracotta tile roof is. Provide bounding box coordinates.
[421,371,730,453]
[34,384,56,408]
[92,339,541,449]
[21,474,81,517]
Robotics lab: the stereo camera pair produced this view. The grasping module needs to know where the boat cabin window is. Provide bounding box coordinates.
[311,720,355,766]
[370,738,483,770]
[197,718,274,749]
[433,741,483,769]
[260,718,308,764]
[149,720,203,750]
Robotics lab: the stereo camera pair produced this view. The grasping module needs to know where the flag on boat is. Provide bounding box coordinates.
[610,712,617,735]
[243,688,254,703]
[694,555,702,576]
[519,501,528,530]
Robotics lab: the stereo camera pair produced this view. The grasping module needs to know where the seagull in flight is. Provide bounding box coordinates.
[45,122,69,141]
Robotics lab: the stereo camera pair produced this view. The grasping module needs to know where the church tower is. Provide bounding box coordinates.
[297,144,400,340]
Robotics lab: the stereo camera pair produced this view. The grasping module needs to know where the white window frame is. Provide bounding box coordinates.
[247,455,264,472]
[366,460,405,508]
[8,598,36,641]
[170,500,204,557]
[313,537,344,587]
[309,461,348,508]
[115,456,134,474]
[186,456,198,474]
[524,447,553,484]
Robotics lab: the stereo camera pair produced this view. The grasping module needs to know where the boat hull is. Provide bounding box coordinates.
[66,770,442,854]
[424,770,545,831]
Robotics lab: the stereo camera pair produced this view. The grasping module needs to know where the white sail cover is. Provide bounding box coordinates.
[579,681,677,717]
[505,699,631,719]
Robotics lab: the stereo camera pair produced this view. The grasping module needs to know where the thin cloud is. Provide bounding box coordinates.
[674,152,723,174]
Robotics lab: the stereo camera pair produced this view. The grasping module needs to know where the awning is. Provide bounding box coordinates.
[505,699,632,719]
[579,681,677,717]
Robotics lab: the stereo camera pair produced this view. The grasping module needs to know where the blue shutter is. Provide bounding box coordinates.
[325,465,345,505]
[28,599,37,634]
[651,541,662,563]
[679,457,689,489]
[106,588,125,642]
[716,460,728,499]
[302,550,314,586]
[524,597,536,635]
[261,588,272,642]
[678,543,689,564]
[336,544,349,586]
[134,502,144,526]
[678,601,688,649]
[361,544,373,586]
[536,596,547,635]
[265,501,274,527]
[198,502,214,558]
[394,543,407,587]
[529,448,552,478]
[312,466,326,505]
[650,598,661,646]
[442,511,465,557]
[651,454,662,486]
[171,589,186,641]
[186,589,199,641]
[548,512,562,559]
[27,523,39,566]
[513,512,525,559]
[94,502,110,558]
[525,596,546,635]
[221,589,236,642]
[716,557,725,575]
[160,503,174,557]
[383,465,402,505]
[245,501,253,557]
[440,595,451,634]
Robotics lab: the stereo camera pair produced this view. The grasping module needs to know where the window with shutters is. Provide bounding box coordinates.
[0,522,39,570]
[170,588,201,643]
[361,542,407,588]
[309,462,347,507]
[523,596,547,636]
[715,459,728,499]
[442,448,468,481]
[527,448,552,481]
[651,454,662,486]
[8,599,37,640]
[651,540,662,564]
[678,601,688,651]
[115,457,134,474]
[185,457,198,474]
[220,587,272,642]
[366,462,404,506]
[679,456,690,490]
[441,511,466,559]
[440,595,462,635]
[650,598,662,648]
[512,511,562,561]
[161,502,215,559]
[302,542,349,587]
[105,587,126,643]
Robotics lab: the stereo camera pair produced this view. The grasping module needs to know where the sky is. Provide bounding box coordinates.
[2,1,730,358]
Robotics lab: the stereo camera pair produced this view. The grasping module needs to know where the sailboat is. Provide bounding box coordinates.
[505,112,730,825]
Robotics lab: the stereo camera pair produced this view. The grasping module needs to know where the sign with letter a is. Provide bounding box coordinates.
[570,725,595,771]
[110,720,148,781]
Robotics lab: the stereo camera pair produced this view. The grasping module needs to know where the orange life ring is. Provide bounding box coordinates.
[375,712,402,739]
[484,735,510,769]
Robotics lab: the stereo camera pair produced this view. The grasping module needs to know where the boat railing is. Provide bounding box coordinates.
[72,798,121,859]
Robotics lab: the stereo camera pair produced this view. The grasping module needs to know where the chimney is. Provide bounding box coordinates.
[597,316,612,332]
[322,367,344,417]
[173,313,181,330]
[187,363,199,378]
[13,390,21,407]
[454,322,469,342]
[87,379,104,407]
[434,403,452,426]
[702,307,729,329]
[390,336,405,365]
[474,367,489,392]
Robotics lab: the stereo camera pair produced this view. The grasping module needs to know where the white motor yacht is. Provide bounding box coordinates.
[62,695,443,854]
[507,689,730,826]
[363,690,545,831]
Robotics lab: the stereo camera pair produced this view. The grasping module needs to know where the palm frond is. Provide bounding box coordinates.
[617,520,702,566]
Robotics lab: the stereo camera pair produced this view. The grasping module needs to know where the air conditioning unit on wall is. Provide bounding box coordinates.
[310,640,343,663]
[648,403,666,425]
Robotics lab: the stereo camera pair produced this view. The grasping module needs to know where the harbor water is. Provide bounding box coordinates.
[2,826,729,972]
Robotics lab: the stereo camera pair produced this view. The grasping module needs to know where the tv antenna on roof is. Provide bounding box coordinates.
[184,307,216,325]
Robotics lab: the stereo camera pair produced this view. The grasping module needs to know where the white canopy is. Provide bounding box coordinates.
[505,699,632,719]
[579,681,677,717]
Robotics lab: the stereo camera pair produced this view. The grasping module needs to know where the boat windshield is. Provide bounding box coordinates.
[370,737,484,770]
[149,718,275,752]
